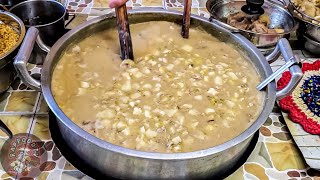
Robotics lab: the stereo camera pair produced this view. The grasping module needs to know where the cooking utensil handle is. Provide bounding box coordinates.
[262,39,303,100]
[0,119,12,139]
[14,27,42,91]
[209,16,240,33]
[115,4,134,60]
[181,0,192,38]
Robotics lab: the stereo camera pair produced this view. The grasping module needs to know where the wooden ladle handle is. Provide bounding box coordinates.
[181,0,192,39]
[115,4,134,60]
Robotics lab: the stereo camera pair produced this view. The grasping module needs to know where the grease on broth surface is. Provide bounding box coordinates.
[52,21,264,153]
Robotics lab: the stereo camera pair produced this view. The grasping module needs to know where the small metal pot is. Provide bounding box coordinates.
[14,9,302,179]
[0,11,25,94]
[9,0,70,47]
[305,25,320,42]
[0,11,25,68]
[206,0,297,50]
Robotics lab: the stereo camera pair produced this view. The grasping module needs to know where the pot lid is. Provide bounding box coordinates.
[241,0,264,15]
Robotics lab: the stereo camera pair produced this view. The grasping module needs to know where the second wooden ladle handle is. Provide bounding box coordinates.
[181,0,192,38]
[115,4,134,60]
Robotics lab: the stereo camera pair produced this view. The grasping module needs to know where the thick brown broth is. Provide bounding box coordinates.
[52,21,264,153]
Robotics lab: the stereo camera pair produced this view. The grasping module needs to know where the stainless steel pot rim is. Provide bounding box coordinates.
[208,0,298,35]
[296,16,320,28]
[42,9,276,160]
[9,0,66,28]
[0,11,25,60]
[304,35,320,45]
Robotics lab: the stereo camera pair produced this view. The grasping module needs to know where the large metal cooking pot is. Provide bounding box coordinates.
[206,0,297,53]
[14,9,302,179]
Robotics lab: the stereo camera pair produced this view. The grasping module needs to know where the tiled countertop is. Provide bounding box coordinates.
[0,1,320,179]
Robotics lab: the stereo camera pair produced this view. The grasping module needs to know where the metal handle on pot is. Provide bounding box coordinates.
[0,119,12,139]
[258,39,303,100]
[36,35,51,53]
[14,27,50,91]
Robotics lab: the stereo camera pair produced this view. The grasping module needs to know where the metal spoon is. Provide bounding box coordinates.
[115,4,134,60]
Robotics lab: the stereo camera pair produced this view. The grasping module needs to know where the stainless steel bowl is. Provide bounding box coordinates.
[0,11,25,67]
[288,0,320,26]
[297,30,320,55]
[288,0,320,41]
[206,0,297,49]
[289,1,320,55]
[14,9,302,179]
[296,19,320,43]
[304,36,320,55]
[0,11,25,94]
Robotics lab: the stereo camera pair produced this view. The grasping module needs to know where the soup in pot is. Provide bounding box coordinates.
[52,21,264,153]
